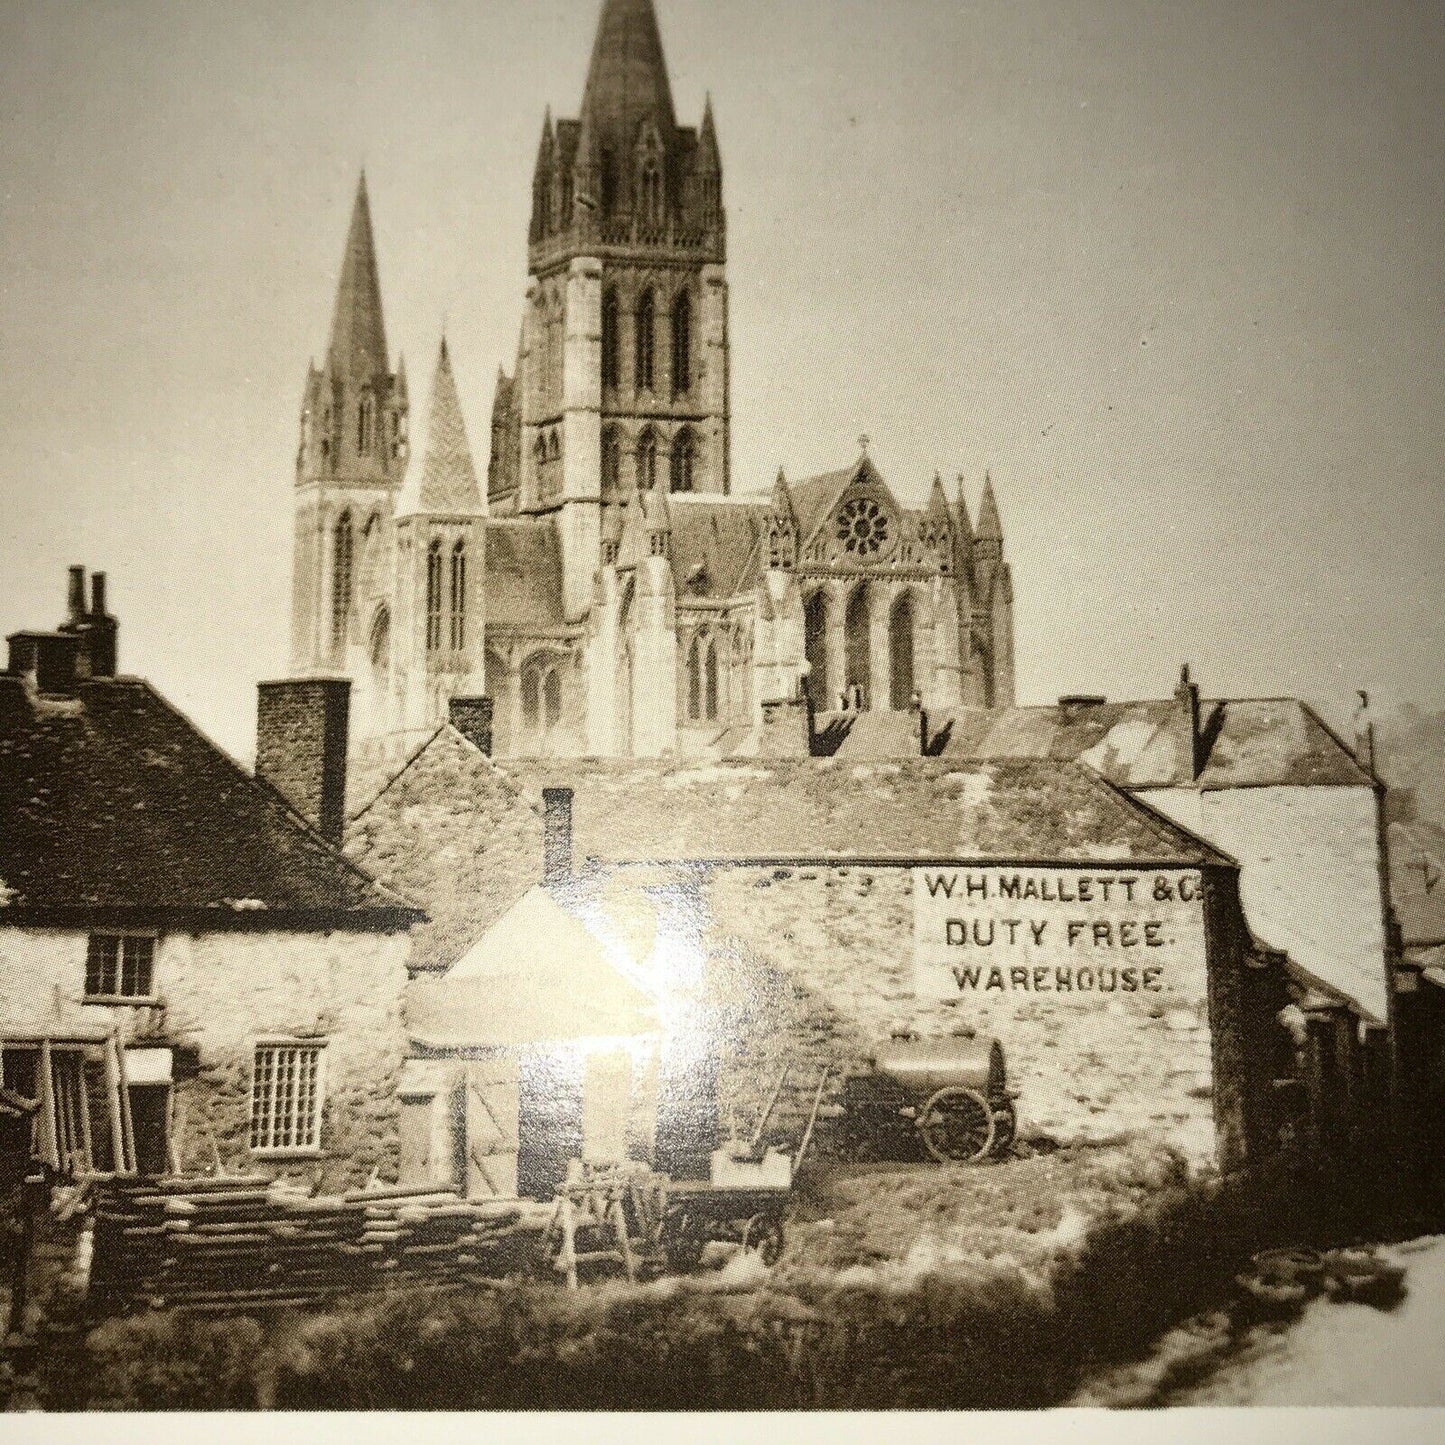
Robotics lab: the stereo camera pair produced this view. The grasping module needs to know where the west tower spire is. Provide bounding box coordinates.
[328,173,390,383]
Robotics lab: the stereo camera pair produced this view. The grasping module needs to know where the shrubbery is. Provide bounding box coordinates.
[36,1156,1399,1410]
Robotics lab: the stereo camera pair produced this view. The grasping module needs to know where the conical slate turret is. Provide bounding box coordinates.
[395,337,483,518]
[327,173,389,383]
[581,0,677,142]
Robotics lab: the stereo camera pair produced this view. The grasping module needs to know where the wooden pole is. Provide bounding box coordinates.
[76,1050,94,1174]
[37,1038,59,1173]
[794,1068,831,1173]
[750,1063,792,1153]
[115,1038,136,1175]
[103,1038,125,1177]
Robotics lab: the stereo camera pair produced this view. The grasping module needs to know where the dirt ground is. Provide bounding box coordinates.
[782,1140,1190,1281]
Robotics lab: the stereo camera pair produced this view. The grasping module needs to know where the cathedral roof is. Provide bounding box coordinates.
[579,0,677,144]
[395,338,483,518]
[669,495,768,599]
[326,173,389,383]
[483,520,566,629]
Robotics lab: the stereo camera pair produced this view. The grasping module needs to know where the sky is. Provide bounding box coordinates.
[1,0,1441,760]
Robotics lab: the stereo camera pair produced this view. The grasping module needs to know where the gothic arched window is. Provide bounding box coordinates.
[521,653,564,748]
[357,395,375,455]
[671,292,692,397]
[449,540,467,653]
[369,605,390,689]
[331,512,354,652]
[704,637,719,722]
[635,290,656,392]
[639,156,663,225]
[686,636,702,721]
[845,583,871,710]
[601,288,620,389]
[803,591,829,709]
[601,426,622,494]
[889,592,916,710]
[425,540,443,654]
[670,427,695,493]
[637,428,658,491]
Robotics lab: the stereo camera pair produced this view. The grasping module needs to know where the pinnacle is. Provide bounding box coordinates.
[977,472,1003,540]
[395,337,483,518]
[327,173,389,383]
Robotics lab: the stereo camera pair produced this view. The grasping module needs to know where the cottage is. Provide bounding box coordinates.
[0,570,424,1188]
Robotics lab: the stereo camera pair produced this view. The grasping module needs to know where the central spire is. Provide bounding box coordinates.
[580,0,676,140]
[327,173,389,382]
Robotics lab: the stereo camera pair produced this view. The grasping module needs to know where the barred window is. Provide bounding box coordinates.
[85,934,155,1000]
[249,1041,325,1153]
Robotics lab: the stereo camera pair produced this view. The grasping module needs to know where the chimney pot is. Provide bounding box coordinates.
[255,678,351,846]
[542,788,574,888]
[66,566,86,622]
[91,572,107,618]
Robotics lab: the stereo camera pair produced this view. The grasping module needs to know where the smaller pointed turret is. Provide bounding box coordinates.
[698,94,720,169]
[395,352,408,400]
[977,472,1003,543]
[395,336,483,519]
[954,475,975,545]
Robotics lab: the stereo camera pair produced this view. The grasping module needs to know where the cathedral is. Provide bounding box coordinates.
[288,0,1014,764]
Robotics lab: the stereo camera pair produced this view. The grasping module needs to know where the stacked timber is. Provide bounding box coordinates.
[89,1176,549,1313]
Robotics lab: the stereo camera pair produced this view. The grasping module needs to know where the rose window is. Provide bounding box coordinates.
[836,498,892,559]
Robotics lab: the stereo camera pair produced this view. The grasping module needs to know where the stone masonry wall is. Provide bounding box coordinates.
[699,865,1222,1166]
[0,925,411,1190]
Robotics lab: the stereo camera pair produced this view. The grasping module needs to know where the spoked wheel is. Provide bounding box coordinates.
[741,1212,785,1266]
[918,1086,996,1164]
[992,1099,1017,1156]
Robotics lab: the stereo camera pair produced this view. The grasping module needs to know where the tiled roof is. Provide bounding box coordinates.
[484,520,566,629]
[1390,820,1445,947]
[0,676,419,927]
[853,698,1374,790]
[395,339,483,518]
[670,496,767,599]
[349,738,1229,972]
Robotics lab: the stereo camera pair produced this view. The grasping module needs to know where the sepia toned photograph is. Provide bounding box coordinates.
[1,0,1442,1419]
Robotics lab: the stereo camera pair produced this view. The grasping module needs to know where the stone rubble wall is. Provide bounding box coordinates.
[699,866,1220,1165]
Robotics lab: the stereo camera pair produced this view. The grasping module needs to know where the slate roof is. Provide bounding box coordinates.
[839,698,1373,790]
[394,338,483,518]
[484,520,567,630]
[669,496,767,599]
[1390,820,1445,947]
[327,174,389,383]
[0,675,420,928]
[348,734,1233,971]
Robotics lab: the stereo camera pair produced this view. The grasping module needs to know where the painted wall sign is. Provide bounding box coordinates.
[912,867,1208,1002]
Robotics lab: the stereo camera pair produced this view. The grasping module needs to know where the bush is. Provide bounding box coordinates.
[37,1157,1402,1410]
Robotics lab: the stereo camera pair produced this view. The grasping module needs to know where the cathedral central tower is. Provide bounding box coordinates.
[489,0,730,621]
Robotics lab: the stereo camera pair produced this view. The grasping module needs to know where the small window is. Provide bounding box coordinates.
[85,934,155,1001]
[249,1041,325,1154]
[426,541,443,653]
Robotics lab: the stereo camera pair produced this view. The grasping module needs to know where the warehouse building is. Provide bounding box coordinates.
[349,710,1368,1189]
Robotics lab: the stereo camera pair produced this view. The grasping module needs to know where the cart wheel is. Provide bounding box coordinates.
[918,1086,995,1164]
[991,1099,1017,1156]
[664,1213,705,1274]
[741,1213,785,1266]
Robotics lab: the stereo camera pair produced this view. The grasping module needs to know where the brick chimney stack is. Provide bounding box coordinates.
[6,565,119,691]
[255,678,351,846]
[542,787,573,888]
[1175,665,1205,781]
